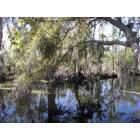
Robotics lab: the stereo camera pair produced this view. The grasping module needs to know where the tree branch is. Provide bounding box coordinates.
[0,17,2,50]
[84,39,129,47]
[98,17,133,36]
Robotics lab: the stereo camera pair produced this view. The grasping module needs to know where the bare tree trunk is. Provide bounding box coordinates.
[74,45,80,74]
[0,17,3,75]
[86,46,91,71]
[132,43,140,71]
[134,48,140,71]
[0,17,2,50]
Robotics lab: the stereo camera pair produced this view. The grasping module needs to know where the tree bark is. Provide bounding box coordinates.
[0,17,2,50]
[132,43,140,71]
[74,45,80,74]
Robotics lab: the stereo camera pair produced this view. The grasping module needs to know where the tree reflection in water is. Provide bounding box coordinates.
[0,73,140,122]
[0,91,5,122]
[47,84,57,122]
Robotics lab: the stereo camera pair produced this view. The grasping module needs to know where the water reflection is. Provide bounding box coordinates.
[0,73,140,122]
[47,84,57,122]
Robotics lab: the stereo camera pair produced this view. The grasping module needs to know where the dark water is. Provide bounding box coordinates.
[0,74,140,123]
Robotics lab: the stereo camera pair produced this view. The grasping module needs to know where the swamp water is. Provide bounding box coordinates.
[0,73,140,123]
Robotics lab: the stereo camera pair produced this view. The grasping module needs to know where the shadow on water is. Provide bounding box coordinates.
[1,72,140,122]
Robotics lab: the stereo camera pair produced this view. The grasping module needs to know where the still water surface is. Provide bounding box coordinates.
[0,74,140,123]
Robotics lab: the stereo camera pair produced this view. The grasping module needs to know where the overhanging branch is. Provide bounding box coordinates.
[96,17,133,37]
[83,39,130,47]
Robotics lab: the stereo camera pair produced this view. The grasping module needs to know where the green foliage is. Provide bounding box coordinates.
[10,28,24,49]
[2,17,138,93]
[117,48,134,66]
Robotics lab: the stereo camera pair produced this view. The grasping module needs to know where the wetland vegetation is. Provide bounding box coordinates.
[0,17,140,122]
